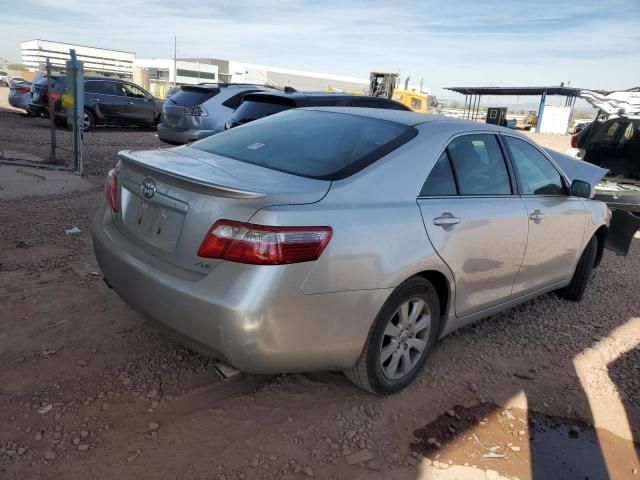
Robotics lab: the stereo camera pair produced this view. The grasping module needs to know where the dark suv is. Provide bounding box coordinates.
[28,75,163,130]
[225,90,411,129]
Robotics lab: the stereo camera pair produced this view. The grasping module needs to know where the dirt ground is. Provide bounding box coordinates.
[0,93,639,480]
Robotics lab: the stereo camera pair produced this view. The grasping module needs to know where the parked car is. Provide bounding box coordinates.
[93,108,630,393]
[157,83,276,144]
[0,70,10,87]
[225,90,410,129]
[28,75,163,130]
[8,79,32,113]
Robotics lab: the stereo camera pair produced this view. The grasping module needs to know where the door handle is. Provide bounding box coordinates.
[91,98,100,102]
[126,101,134,105]
[433,214,461,227]
[529,210,544,223]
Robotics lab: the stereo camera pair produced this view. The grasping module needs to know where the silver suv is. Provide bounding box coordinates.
[157,83,275,144]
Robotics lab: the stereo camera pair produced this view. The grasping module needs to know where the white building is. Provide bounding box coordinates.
[133,58,218,85]
[225,60,368,92]
[21,39,134,76]
[180,58,368,92]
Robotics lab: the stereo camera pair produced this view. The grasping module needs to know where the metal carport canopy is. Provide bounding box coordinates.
[445,86,582,96]
[445,85,586,133]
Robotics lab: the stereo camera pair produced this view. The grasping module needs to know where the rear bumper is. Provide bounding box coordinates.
[92,202,388,373]
[28,103,64,118]
[157,123,217,144]
[9,94,30,111]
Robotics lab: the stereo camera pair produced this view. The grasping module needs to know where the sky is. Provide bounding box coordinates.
[1,0,639,98]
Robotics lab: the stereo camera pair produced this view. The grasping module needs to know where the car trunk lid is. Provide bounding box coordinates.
[114,147,330,274]
[162,85,220,129]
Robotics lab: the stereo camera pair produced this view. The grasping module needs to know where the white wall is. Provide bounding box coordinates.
[539,105,572,134]
[21,39,134,75]
[227,60,367,91]
[134,58,218,84]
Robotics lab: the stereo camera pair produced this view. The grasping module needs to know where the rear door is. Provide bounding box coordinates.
[119,83,155,124]
[84,80,123,122]
[417,133,528,317]
[502,135,588,294]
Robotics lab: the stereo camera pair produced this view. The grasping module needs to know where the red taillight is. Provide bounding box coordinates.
[198,220,332,265]
[570,133,579,148]
[105,168,119,212]
[16,86,30,93]
[49,91,62,102]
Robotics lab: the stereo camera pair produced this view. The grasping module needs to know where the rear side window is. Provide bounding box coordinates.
[348,98,380,108]
[168,87,219,106]
[35,76,66,92]
[420,151,457,196]
[503,136,565,195]
[382,99,411,111]
[229,99,294,123]
[222,91,257,110]
[192,109,416,180]
[447,134,512,195]
[85,80,120,95]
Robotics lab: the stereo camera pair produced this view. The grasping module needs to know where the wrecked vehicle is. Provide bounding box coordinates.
[566,88,640,254]
[94,108,620,394]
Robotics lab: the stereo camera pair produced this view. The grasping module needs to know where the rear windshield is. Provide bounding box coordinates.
[34,75,66,92]
[167,87,219,106]
[191,109,416,180]
[229,98,294,124]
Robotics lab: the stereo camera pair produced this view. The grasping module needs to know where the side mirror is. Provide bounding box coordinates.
[571,179,592,198]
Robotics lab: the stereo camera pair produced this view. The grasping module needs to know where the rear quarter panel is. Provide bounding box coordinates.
[248,123,456,296]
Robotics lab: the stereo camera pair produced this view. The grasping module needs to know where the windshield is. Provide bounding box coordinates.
[191,109,416,180]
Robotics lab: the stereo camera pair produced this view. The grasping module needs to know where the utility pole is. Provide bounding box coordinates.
[46,58,57,165]
[173,36,177,86]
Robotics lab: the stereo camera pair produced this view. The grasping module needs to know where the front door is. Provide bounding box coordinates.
[502,135,588,294]
[120,83,155,125]
[417,134,528,317]
[84,80,123,122]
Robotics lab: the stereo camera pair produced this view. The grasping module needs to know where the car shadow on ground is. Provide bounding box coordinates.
[399,248,640,479]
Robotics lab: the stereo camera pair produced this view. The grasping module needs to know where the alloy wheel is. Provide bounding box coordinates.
[379,298,431,380]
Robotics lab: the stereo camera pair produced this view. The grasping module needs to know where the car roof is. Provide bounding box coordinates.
[299,106,515,131]
[246,91,372,102]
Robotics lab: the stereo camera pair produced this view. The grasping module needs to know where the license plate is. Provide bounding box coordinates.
[121,187,186,251]
[32,92,39,101]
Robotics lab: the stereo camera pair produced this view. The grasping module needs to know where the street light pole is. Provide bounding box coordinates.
[173,36,177,86]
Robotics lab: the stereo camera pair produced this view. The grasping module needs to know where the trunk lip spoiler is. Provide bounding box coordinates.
[117,150,266,200]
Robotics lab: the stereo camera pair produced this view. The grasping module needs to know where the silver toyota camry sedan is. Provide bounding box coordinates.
[93,107,614,394]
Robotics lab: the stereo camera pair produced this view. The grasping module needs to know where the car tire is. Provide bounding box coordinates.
[343,276,440,395]
[557,236,597,302]
[82,109,95,131]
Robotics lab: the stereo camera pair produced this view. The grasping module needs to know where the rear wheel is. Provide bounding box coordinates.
[557,236,597,302]
[344,277,440,395]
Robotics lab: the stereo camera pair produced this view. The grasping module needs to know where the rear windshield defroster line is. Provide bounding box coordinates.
[190,109,418,180]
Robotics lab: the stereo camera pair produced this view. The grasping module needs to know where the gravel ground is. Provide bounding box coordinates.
[0,101,638,480]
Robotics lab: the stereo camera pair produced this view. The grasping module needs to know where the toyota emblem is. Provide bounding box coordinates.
[140,178,157,199]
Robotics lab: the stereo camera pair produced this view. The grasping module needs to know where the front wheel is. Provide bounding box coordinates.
[82,109,95,131]
[557,236,597,302]
[344,277,441,395]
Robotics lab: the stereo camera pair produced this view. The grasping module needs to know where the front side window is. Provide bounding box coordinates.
[192,109,415,180]
[420,151,457,196]
[503,136,565,195]
[446,134,511,195]
[121,83,148,99]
